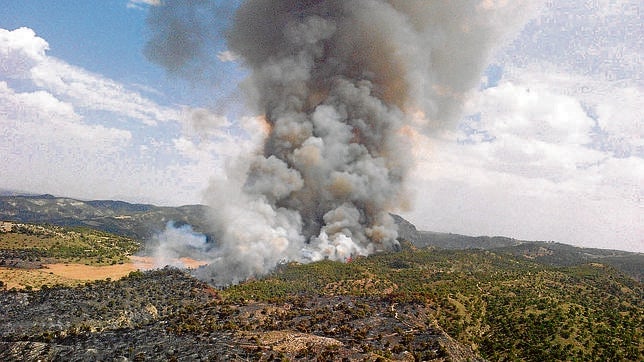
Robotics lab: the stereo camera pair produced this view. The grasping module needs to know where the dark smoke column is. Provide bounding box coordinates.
[227,0,415,259]
[146,0,537,285]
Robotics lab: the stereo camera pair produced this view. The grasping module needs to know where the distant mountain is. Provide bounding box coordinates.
[1,194,641,281]
[0,194,210,241]
[0,189,40,197]
[394,214,644,282]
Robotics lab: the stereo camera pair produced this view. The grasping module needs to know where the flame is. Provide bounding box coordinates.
[257,115,273,137]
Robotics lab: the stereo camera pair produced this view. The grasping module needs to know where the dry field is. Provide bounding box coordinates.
[0,267,77,290]
[0,222,209,290]
[0,256,208,290]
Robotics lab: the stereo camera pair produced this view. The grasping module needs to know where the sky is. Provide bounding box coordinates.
[0,0,642,252]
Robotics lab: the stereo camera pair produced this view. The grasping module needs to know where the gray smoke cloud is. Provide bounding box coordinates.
[146,0,538,285]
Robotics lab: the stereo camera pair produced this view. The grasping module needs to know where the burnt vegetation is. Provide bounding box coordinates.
[1,239,642,361]
[0,198,642,360]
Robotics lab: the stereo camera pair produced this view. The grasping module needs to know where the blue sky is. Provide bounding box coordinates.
[2,0,242,107]
[3,1,159,86]
[0,0,642,252]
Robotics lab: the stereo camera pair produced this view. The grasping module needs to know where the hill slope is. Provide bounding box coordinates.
[394,215,643,281]
[0,222,143,289]
[0,194,210,241]
[1,248,641,361]
[1,194,641,283]
[0,195,642,360]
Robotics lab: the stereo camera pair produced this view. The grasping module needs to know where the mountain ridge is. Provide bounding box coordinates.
[1,194,641,281]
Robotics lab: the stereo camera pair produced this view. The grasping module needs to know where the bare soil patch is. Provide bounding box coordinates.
[0,267,78,290]
[43,262,140,282]
[44,256,207,282]
[0,256,209,290]
[130,255,208,270]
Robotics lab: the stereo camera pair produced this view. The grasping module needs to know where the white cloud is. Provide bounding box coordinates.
[498,0,642,81]
[0,27,48,77]
[1,27,180,126]
[405,174,642,252]
[0,27,245,206]
[474,81,594,145]
[403,61,643,252]
[404,0,642,254]
[593,86,642,145]
[127,0,161,10]
[216,50,239,63]
[30,56,179,126]
[0,81,131,146]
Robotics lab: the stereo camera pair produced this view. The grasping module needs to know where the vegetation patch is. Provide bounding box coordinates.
[0,222,140,264]
[0,222,142,289]
[219,248,643,361]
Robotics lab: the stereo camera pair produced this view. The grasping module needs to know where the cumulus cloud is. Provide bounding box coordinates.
[0,82,132,146]
[403,64,643,252]
[1,27,180,126]
[31,59,178,126]
[499,0,643,81]
[474,82,594,144]
[397,0,643,253]
[0,27,247,205]
[0,27,48,77]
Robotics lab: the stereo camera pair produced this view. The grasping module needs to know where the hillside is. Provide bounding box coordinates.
[0,222,140,265]
[394,215,644,282]
[1,247,641,361]
[0,194,210,241]
[0,194,642,360]
[0,222,143,289]
[1,194,642,282]
[223,246,643,360]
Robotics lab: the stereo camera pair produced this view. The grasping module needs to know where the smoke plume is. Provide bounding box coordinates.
[146,0,537,285]
[148,221,211,269]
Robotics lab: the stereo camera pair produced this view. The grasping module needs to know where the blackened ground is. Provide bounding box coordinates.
[0,267,482,361]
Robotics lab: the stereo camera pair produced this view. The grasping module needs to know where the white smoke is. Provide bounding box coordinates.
[149,221,210,269]
[145,0,539,285]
